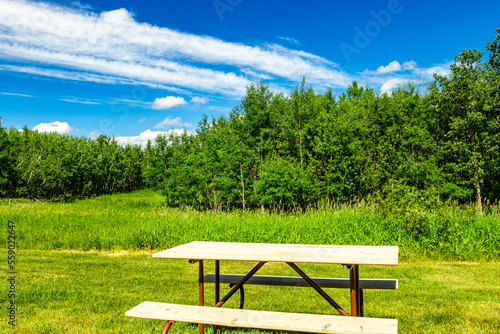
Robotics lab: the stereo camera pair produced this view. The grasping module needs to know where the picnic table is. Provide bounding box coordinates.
[126,241,399,334]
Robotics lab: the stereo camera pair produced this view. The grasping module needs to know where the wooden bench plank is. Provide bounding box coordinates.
[203,274,399,290]
[153,242,399,265]
[126,302,398,334]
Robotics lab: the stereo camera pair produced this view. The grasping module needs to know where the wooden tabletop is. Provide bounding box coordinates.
[153,241,398,265]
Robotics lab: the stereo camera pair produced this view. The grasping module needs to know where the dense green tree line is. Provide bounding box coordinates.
[1,28,499,208]
[143,28,500,210]
[0,125,143,199]
[142,82,439,210]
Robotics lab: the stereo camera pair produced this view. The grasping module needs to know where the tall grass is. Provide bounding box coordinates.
[1,190,498,261]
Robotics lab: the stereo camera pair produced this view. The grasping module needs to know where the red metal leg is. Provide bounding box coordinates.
[199,260,204,334]
[215,260,220,334]
[161,321,174,334]
[349,264,361,316]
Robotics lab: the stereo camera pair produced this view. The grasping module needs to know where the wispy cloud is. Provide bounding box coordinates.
[0,0,352,97]
[60,97,102,105]
[191,96,209,104]
[0,0,456,102]
[112,98,151,107]
[277,36,301,46]
[0,92,36,98]
[240,68,273,80]
[70,1,95,11]
[207,105,231,113]
[0,64,186,92]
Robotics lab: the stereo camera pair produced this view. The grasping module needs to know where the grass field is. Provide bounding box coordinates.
[1,250,499,333]
[1,190,499,260]
[1,190,499,333]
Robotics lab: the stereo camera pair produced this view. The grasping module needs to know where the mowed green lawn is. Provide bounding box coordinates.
[0,250,498,333]
[1,190,499,333]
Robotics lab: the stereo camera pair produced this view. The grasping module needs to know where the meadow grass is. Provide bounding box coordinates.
[0,190,499,260]
[0,250,498,333]
[1,190,499,333]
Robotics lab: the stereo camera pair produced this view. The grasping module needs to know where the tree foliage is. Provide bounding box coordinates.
[2,27,499,209]
[0,128,143,200]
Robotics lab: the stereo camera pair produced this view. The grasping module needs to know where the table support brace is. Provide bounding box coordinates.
[286,262,349,316]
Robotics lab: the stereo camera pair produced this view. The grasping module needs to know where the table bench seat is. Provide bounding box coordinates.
[126,301,398,334]
[204,274,399,289]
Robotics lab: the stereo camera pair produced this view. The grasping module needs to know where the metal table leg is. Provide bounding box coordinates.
[215,260,220,334]
[199,260,204,334]
[161,321,174,334]
[348,264,361,316]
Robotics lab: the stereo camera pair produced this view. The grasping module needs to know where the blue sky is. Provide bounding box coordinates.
[0,0,499,146]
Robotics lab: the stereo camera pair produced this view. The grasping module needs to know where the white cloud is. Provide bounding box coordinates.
[376,61,402,74]
[152,96,187,110]
[362,60,417,76]
[354,61,452,94]
[402,60,417,71]
[138,117,147,123]
[418,64,452,77]
[89,131,100,138]
[380,78,405,94]
[191,96,208,104]
[154,116,191,129]
[115,129,189,147]
[0,0,456,105]
[0,0,352,97]
[33,121,73,134]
